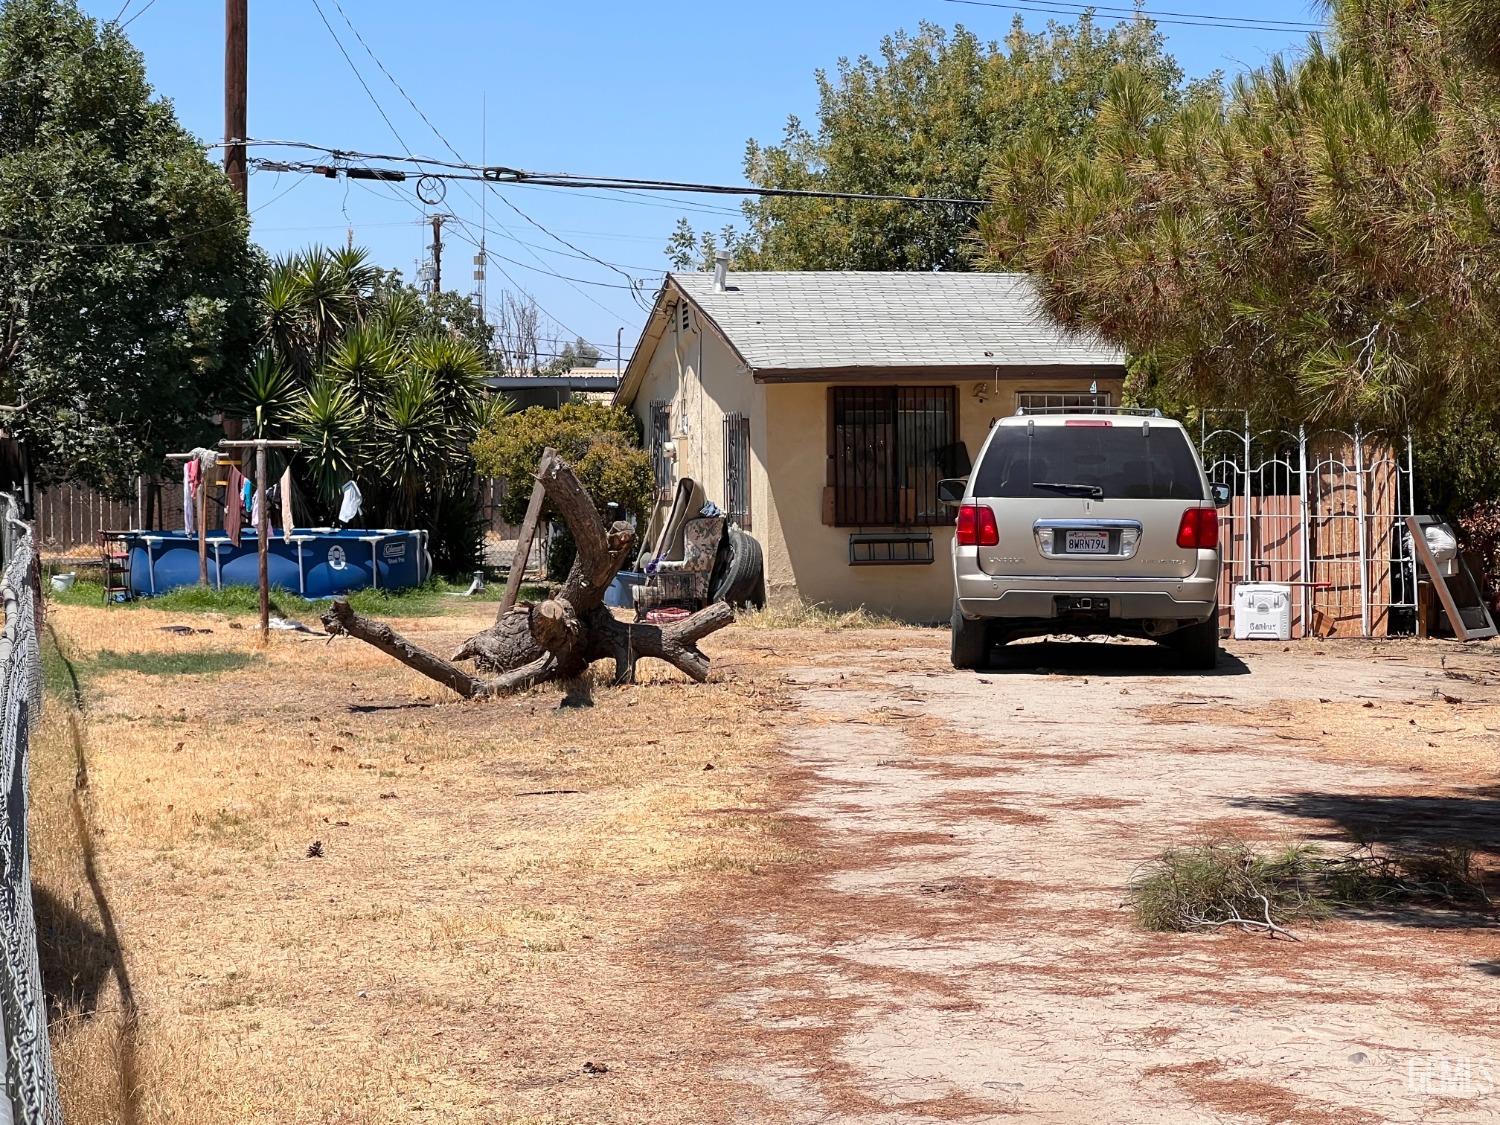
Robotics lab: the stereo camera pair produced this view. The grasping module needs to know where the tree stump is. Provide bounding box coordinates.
[320,454,734,697]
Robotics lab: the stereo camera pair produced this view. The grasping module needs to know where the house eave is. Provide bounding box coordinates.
[750,361,1129,385]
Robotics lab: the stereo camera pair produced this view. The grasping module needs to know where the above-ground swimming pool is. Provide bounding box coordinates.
[119,528,429,598]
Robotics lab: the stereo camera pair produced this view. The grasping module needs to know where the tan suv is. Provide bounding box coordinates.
[944,411,1228,670]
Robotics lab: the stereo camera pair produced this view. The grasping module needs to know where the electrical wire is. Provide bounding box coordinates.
[305,2,619,336]
[249,152,989,206]
[119,0,161,29]
[319,0,648,304]
[342,171,604,347]
[941,0,1322,33]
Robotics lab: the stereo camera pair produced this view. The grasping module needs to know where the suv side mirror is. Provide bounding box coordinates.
[1210,482,1233,508]
[937,478,968,506]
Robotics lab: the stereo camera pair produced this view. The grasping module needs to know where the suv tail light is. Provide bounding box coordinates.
[957,503,999,547]
[1176,507,1219,550]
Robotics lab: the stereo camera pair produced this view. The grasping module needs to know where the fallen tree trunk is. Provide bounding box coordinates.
[320,454,734,696]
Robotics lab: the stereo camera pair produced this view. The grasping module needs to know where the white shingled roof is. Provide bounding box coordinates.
[672,271,1125,372]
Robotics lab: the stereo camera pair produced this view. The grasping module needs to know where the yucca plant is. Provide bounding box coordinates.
[378,369,447,527]
[293,375,363,505]
[325,321,399,421]
[408,332,490,432]
[261,256,313,378]
[236,351,298,439]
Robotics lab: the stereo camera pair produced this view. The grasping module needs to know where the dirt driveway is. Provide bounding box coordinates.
[707,636,1500,1124]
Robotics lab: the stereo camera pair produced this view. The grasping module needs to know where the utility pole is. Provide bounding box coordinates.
[224,0,248,204]
[430,213,445,293]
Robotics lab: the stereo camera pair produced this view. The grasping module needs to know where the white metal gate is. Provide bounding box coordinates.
[1199,414,1417,639]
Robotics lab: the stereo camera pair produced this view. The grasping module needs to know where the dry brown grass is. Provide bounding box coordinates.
[36,598,807,1123]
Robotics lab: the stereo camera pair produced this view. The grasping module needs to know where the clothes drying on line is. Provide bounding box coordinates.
[337,480,363,526]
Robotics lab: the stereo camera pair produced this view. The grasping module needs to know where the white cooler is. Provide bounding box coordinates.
[1233,582,1293,640]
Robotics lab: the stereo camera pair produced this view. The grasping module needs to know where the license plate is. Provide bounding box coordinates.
[1064,530,1110,554]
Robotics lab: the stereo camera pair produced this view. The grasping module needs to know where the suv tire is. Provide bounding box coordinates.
[1168,615,1219,670]
[951,604,989,670]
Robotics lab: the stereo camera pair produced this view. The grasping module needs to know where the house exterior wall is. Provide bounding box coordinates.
[760,372,1124,622]
[625,310,1124,623]
[628,309,768,528]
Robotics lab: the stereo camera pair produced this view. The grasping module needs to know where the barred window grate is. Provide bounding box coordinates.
[649,401,672,498]
[830,386,958,527]
[723,413,751,529]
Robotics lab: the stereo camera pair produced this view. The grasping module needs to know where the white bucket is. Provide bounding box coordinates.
[50,572,76,593]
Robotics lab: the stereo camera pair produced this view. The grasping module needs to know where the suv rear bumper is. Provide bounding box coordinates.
[955,568,1218,622]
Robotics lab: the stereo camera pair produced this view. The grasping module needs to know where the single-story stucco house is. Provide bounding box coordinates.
[615,266,1127,622]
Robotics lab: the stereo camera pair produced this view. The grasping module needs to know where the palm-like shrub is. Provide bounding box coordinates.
[236,243,502,573]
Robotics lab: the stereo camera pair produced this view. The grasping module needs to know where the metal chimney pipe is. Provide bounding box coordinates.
[713,250,729,292]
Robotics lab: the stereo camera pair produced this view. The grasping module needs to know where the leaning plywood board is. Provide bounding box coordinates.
[1404,515,1498,641]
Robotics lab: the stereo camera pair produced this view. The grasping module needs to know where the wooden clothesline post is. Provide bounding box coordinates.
[220,438,301,641]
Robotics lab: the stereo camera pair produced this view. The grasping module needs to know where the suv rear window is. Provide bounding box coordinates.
[973,424,1204,500]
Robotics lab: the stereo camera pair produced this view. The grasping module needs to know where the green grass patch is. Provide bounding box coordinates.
[46,576,554,620]
[87,650,259,678]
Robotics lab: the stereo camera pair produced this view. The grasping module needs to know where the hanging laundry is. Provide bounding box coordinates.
[337,480,363,527]
[251,480,264,534]
[278,466,295,536]
[183,447,219,535]
[225,465,246,547]
[183,460,197,535]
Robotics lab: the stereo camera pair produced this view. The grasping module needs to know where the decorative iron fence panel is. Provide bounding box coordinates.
[1200,416,1416,638]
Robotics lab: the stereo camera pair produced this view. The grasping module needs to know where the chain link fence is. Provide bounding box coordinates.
[0,494,63,1124]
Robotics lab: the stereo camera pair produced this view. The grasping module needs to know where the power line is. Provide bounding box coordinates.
[246,146,990,205]
[941,0,1322,33]
[304,3,615,338]
[342,172,604,347]
[319,0,647,311]
[307,0,417,157]
[119,0,161,29]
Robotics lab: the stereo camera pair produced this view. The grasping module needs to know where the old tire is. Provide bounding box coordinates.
[951,603,989,670]
[711,526,765,608]
[1168,615,1219,671]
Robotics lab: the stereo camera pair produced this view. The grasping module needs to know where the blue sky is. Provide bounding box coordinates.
[80,0,1325,364]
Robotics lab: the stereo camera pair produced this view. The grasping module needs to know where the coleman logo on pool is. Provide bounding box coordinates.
[382,540,406,562]
[327,544,347,571]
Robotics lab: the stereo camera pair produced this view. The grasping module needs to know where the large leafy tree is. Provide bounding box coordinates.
[669,16,1198,272]
[0,0,258,493]
[982,0,1500,429]
[470,401,651,578]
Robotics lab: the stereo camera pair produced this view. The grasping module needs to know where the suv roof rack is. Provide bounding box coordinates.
[1014,405,1163,417]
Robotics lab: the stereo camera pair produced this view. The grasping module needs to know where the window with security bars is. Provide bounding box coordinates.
[1015,390,1114,414]
[723,413,751,529]
[649,402,672,498]
[829,386,958,527]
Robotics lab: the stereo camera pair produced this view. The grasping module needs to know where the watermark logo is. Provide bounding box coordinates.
[1407,1055,1496,1098]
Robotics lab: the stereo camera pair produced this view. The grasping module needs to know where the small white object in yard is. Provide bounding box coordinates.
[50,572,76,593]
[268,615,317,634]
[447,569,486,597]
